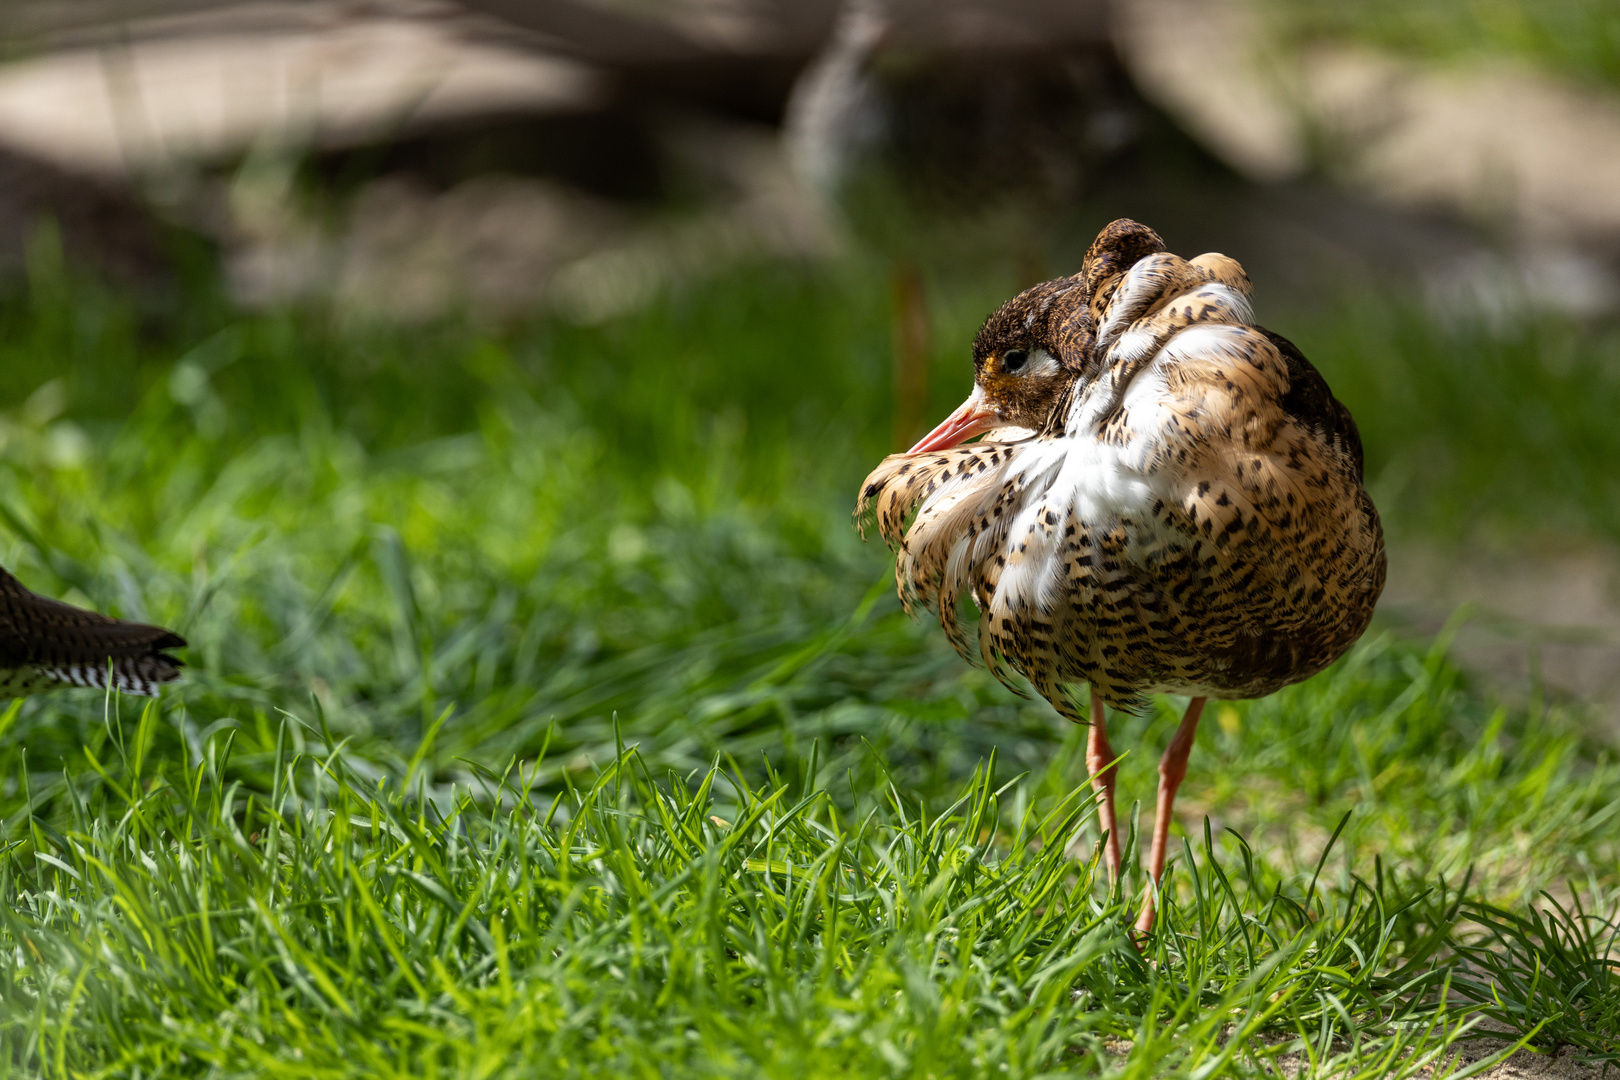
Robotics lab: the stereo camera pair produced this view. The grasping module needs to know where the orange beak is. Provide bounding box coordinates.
[906,392,1000,453]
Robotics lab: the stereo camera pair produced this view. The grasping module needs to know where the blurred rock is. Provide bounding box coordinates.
[5,0,1614,323]
[1296,48,1620,250]
[1114,0,1620,312]
[1112,0,1302,181]
[0,0,1129,314]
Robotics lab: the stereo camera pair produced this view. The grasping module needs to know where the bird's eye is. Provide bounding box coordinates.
[1002,349,1029,373]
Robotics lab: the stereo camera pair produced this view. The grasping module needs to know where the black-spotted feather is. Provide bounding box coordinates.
[855,223,1383,714]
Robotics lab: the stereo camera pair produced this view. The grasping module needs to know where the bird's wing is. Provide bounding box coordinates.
[1258,327,1365,480]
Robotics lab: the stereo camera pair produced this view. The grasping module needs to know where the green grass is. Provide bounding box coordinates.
[1263,0,1620,93]
[0,240,1616,1075]
[0,705,1532,1077]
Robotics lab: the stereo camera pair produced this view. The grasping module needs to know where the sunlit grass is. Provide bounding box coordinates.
[0,691,1573,1078]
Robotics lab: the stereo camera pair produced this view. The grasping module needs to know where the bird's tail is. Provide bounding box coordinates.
[0,568,186,697]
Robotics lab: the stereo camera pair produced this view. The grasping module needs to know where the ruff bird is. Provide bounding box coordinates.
[857,219,1385,934]
[0,566,185,697]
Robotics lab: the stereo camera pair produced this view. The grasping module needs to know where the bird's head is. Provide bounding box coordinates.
[906,219,1167,453]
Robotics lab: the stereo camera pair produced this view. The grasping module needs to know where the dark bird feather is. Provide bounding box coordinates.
[0,567,185,697]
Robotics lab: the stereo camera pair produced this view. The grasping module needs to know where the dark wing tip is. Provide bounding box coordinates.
[1256,326,1366,480]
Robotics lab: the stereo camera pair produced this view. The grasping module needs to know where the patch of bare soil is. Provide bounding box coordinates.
[1099,1029,1609,1079]
[1445,1035,1608,1080]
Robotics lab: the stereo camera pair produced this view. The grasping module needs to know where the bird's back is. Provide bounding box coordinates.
[1081,320,1384,704]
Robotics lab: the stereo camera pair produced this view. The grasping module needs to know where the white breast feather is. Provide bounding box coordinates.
[985,333,1240,614]
[883,262,1272,664]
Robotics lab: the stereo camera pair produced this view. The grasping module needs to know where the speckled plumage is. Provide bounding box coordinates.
[857,220,1385,716]
[0,566,185,697]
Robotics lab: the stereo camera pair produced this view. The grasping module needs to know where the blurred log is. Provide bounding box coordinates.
[0,146,172,284]
[0,14,610,178]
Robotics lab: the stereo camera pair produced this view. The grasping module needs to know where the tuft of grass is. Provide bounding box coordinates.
[1451,887,1620,1064]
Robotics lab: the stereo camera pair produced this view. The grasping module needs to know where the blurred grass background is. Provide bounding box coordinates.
[1265,0,1620,90]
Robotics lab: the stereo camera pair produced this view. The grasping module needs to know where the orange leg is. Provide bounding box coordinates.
[1134,696,1207,936]
[1086,689,1121,883]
